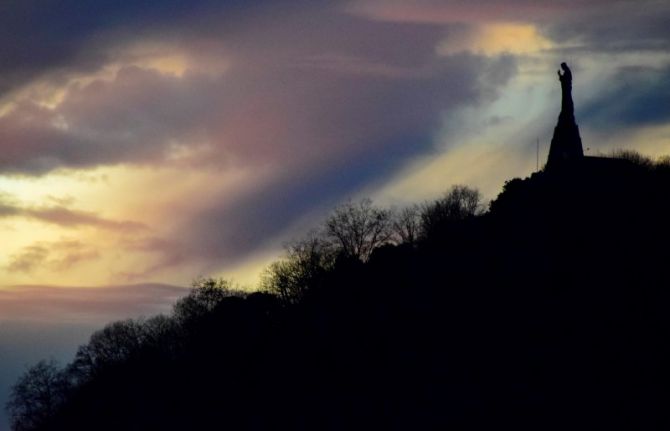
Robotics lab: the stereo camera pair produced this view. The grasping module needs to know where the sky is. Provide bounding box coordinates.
[0,0,669,428]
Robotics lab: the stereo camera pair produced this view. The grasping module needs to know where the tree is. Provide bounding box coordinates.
[261,234,332,303]
[325,198,393,261]
[173,277,240,323]
[611,149,653,168]
[391,204,422,245]
[7,360,70,431]
[139,314,180,359]
[420,185,482,237]
[69,319,147,381]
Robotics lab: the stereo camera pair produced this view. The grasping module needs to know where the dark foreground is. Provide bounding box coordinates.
[9,156,670,430]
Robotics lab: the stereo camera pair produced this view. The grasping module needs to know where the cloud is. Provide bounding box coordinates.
[118,51,517,275]
[0,193,145,231]
[25,206,145,231]
[347,1,670,55]
[5,244,49,273]
[0,2,519,278]
[0,283,186,323]
[0,67,219,175]
[0,0,256,98]
[580,64,670,131]
[542,1,670,53]
[437,23,553,56]
[346,0,602,24]
[0,203,145,231]
[6,240,100,274]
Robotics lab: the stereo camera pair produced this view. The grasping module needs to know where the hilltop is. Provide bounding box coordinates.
[7,151,670,430]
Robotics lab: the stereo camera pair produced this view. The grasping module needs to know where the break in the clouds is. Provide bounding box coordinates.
[1,0,669,284]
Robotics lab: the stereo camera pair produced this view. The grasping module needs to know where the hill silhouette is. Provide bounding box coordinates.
[8,152,670,430]
[8,64,670,430]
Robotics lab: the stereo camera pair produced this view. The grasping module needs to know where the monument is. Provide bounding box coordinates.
[546,63,584,169]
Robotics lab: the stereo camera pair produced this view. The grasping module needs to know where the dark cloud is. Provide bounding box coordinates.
[0,0,268,96]
[542,1,670,53]
[347,0,619,24]
[579,65,670,131]
[0,67,218,175]
[0,1,523,176]
[347,1,670,55]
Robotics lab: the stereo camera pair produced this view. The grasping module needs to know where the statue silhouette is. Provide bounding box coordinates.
[547,62,583,169]
[558,62,574,120]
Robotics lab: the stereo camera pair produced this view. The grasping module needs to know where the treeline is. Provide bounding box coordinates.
[7,185,484,431]
[261,185,483,303]
[8,151,670,430]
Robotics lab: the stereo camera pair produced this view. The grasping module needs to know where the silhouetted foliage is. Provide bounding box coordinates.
[10,155,670,430]
[261,234,332,303]
[325,198,393,261]
[173,277,241,323]
[390,204,421,245]
[419,185,482,238]
[68,319,146,380]
[610,149,654,168]
[6,361,70,431]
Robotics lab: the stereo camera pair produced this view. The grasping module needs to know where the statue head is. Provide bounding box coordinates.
[558,62,572,83]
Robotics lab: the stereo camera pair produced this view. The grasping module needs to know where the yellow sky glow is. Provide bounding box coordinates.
[438,23,553,56]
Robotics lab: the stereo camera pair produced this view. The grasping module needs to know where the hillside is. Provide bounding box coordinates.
[7,153,670,430]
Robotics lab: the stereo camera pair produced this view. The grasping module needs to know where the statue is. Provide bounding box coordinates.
[546,62,583,169]
[558,62,574,120]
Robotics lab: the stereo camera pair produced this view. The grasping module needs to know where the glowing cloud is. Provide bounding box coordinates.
[438,24,553,56]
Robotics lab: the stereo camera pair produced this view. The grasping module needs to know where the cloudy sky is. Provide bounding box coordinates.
[0,0,669,426]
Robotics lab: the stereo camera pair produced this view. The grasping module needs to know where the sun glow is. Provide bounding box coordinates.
[438,23,553,56]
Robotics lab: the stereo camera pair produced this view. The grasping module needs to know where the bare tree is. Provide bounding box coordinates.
[391,204,422,245]
[325,198,393,261]
[261,233,332,303]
